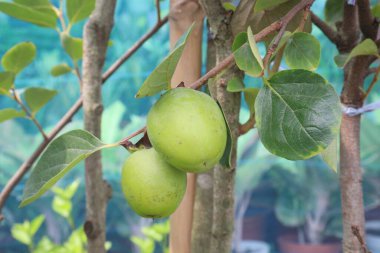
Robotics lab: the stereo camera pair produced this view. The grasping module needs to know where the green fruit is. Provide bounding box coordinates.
[121,148,187,218]
[147,88,227,173]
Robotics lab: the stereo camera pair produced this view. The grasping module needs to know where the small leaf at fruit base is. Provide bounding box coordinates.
[61,33,83,62]
[24,87,58,116]
[0,71,15,95]
[247,26,264,70]
[255,69,342,160]
[320,137,339,173]
[66,0,95,25]
[334,39,379,68]
[217,101,233,168]
[20,130,118,207]
[254,0,290,12]
[50,64,72,77]
[136,23,194,98]
[284,32,321,71]
[227,77,259,114]
[0,108,26,123]
[0,2,57,28]
[1,42,36,74]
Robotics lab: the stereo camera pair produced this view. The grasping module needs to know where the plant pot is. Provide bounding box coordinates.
[366,220,380,253]
[278,234,341,253]
[242,207,270,240]
[236,240,270,253]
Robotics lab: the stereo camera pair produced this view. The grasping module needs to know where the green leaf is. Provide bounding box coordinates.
[136,24,194,98]
[50,64,72,77]
[61,33,83,62]
[30,215,45,236]
[11,223,32,245]
[218,102,233,168]
[372,4,380,18]
[321,137,338,173]
[0,71,15,95]
[142,227,163,241]
[324,0,343,25]
[1,42,36,74]
[24,87,57,116]
[255,69,341,160]
[247,27,264,70]
[227,77,259,114]
[0,108,26,123]
[222,2,236,11]
[234,42,263,77]
[334,39,379,68]
[52,196,72,218]
[20,130,116,207]
[0,2,57,28]
[66,0,95,25]
[284,32,321,70]
[254,0,290,12]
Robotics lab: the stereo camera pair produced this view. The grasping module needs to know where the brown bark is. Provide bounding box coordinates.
[168,1,203,253]
[191,34,216,253]
[199,0,241,252]
[82,1,116,252]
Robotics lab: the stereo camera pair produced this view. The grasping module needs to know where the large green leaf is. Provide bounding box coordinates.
[135,24,194,98]
[66,0,95,25]
[334,39,379,68]
[0,2,57,28]
[255,70,341,160]
[20,130,117,207]
[50,64,72,77]
[0,108,26,123]
[1,42,36,74]
[24,87,57,116]
[284,32,321,70]
[320,137,338,172]
[254,0,290,12]
[0,71,15,95]
[61,33,83,62]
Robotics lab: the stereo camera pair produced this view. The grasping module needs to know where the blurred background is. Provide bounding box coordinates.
[0,1,380,252]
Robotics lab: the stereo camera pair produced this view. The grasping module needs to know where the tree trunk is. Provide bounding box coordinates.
[191,34,216,253]
[340,56,371,253]
[82,1,116,252]
[168,1,203,253]
[199,1,241,252]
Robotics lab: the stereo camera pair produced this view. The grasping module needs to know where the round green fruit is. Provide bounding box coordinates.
[121,148,187,218]
[147,87,227,173]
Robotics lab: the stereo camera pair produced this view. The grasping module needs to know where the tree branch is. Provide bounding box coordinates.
[238,116,255,136]
[362,65,380,101]
[357,0,378,39]
[310,12,339,44]
[0,15,169,221]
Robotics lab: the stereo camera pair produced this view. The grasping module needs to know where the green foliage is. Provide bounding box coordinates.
[227,77,259,114]
[61,33,83,62]
[24,87,58,116]
[324,0,343,25]
[320,137,338,172]
[334,39,379,67]
[254,0,290,12]
[20,130,118,207]
[1,42,36,74]
[66,0,95,25]
[0,71,15,94]
[131,220,170,253]
[255,70,341,160]
[0,1,57,28]
[284,32,321,70]
[50,64,72,77]
[136,24,194,98]
[0,108,26,123]
[11,215,45,247]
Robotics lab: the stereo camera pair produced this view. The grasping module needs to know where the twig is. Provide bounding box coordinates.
[102,15,169,82]
[119,127,146,145]
[12,90,48,140]
[362,66,380,101]
[239,116,255,136]
[310,12,339,44]
[155,0,161,22]
[357,0,378,39]
[351,225,372,253]
[263,24,287,71]
[366,67,378,77]
[298,4,310,31]
[0,17,169,218]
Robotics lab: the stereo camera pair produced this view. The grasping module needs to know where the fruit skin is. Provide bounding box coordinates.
[121,148,186,218]
[147,87,227,173]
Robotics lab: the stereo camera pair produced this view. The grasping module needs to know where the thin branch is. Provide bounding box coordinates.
[0,18,170,217]
[119,126,146,145]
[310,12,339,44]
[12,91,48,140]
[155,0,161,22]
[357,0,378,39]
[263,24,287,71]
[239,116,255,136]
[298,4,310,31]
[351,225,372,253]
[102,15,168,82]
[362,66,380,101]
